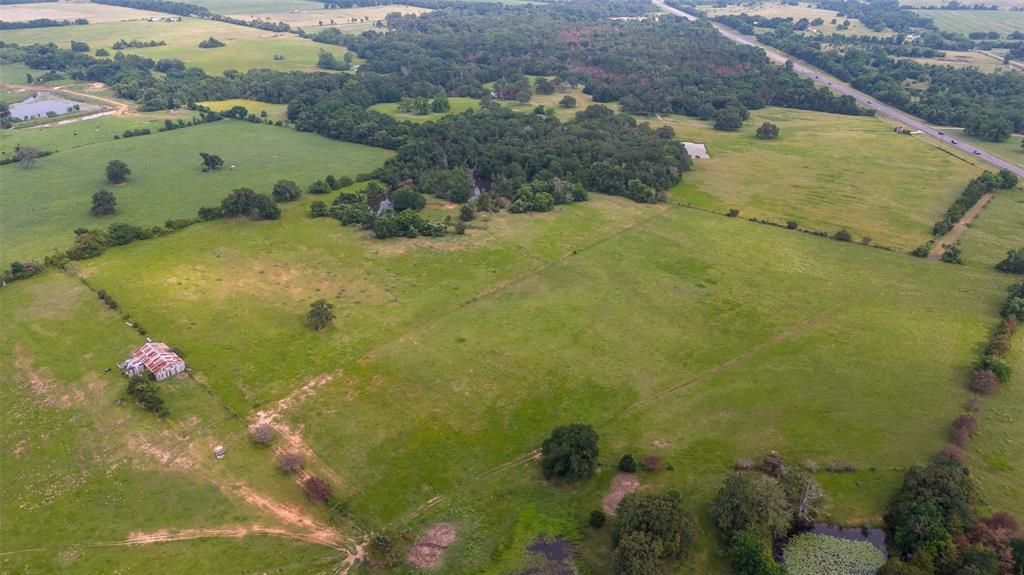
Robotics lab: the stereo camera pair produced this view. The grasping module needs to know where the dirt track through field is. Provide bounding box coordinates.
[928,192,994,260]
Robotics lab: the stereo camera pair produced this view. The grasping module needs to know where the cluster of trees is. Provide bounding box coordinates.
[111,39,167,49]
[197,37,225,49]
[612,492,698,575]
[709,452,825,574]
[199,187,281,221]
[316,48,351,71]
[879,461,1024,575]
[813,0,936,32]
[996,248,1024,275]
[362,105,691,204]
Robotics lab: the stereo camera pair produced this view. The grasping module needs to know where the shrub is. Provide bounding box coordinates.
[559,95,577,108]
[459,204,476,222]
[306,299,335,331]
[759,451,787,478]
[303,476,332,502]
[996,248,1024,274]
[105,160,132,184]
[277,452,304,473]
[826,460,858,473]
[249,424,274,445]
[589,509,607,528]
[834,229,852,242]
[310,200,329,218]
[392,186,426,212]
[936,443,965,463]
[220,188,280,220]
[308,180,331,195]
[950,414,978,446]
[787,220,799,230]
[612,531,659,575]
[540,423,599,480]
[941,244,963,264]
[727,208,740,217]
[783,533,885,575]
[126,375,168,418]
[731,530,785,575]
[272,179,301,202]
[755,122,780,140]
[642,455,662,471]
[91,190,117,216]
[969,370,1001,395]
[619,454,637,473]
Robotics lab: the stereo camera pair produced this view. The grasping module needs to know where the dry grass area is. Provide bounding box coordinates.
[700,1,891,36]
[0,2,164,22]
[228,4,431,29]
[900,50,1022,73]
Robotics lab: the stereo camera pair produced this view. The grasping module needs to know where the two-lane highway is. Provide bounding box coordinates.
[651,0,1024,177]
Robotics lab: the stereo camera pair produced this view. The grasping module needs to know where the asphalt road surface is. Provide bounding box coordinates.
[651,0,1024,177]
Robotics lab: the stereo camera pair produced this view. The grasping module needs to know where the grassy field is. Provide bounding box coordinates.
[914,9,1024,34]
[0,271,350,573]
[0,2,162,22]
[196,99,289,122]
[188,0,321,13]
[654,108,981,251]
[0,120,391,261]
[899,49,1022,73]
[230,4,431,29]
[700,1,891,36]
[0,111,194,159]
[958,186,1024,269]
[0,17,351,76]
[901,0,1022,7]
[72,191,1013,572]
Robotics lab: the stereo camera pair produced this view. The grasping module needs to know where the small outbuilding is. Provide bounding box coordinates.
[119,342,186,381]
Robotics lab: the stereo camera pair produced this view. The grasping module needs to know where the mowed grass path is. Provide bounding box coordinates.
[0,120,391,261]
[913,9,1024,34]
[0,18,350,75]
[79,194,1014,572]
[658,108,982,250]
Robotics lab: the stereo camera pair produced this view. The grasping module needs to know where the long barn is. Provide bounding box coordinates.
[119,342,186,381]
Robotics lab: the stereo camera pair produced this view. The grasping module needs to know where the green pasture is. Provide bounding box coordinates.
[655,107,982,251]
[76,188,1013,571]
[188,0,319,13]
[0,111,193,158]
[0,273,345,573]
[959,186,1024,270]
[913,9,1024,34]
[0,119,391,261]
[0,17,351,75]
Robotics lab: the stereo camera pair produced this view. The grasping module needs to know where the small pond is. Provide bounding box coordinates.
[8,94,99,120]
[810,522,887,554]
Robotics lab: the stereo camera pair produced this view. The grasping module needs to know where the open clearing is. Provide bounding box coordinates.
[900,49,1022,74]
[196,99,289,122]
[75,188,1013,571]
[655,107,981,250]
[228,5,432,30]
[0,2,163,23]
[913,9,1024,34]
[699,1,891,36]
[0,110,191,158]
[0,18,351,76]
[0,120,391,261]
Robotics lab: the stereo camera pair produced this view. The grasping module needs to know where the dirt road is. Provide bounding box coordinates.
[927,192,995,260]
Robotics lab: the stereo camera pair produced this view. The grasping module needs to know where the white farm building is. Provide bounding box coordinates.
[119,342,186,381]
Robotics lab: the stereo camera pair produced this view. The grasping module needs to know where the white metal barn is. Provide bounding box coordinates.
[119,342,186,381]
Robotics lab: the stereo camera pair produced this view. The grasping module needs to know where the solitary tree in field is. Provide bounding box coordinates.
[272,179,301,202]
[539,423,599,480]
[249,424,274,445]
[105,160,132,184]
[306,299,335,331]
[199,152,223,171]
[756,122,780,140]
[91,190,117,216]
[303,476,332,502]
[16,146,39,169]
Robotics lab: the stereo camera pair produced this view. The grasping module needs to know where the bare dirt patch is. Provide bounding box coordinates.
[406,523,457,569]
[602,472,640,515]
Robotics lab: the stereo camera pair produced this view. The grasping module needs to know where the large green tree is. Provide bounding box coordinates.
[306,299,336,331]
[710,473,791,540]
[613,492,698,560]
[105,159,132,184]
[90,190,117,216]
[539,423,599,480]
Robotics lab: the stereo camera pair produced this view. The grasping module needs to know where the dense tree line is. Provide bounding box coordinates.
[90,0,210,17]
[813,0,935,32]
[0,18,87,30]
